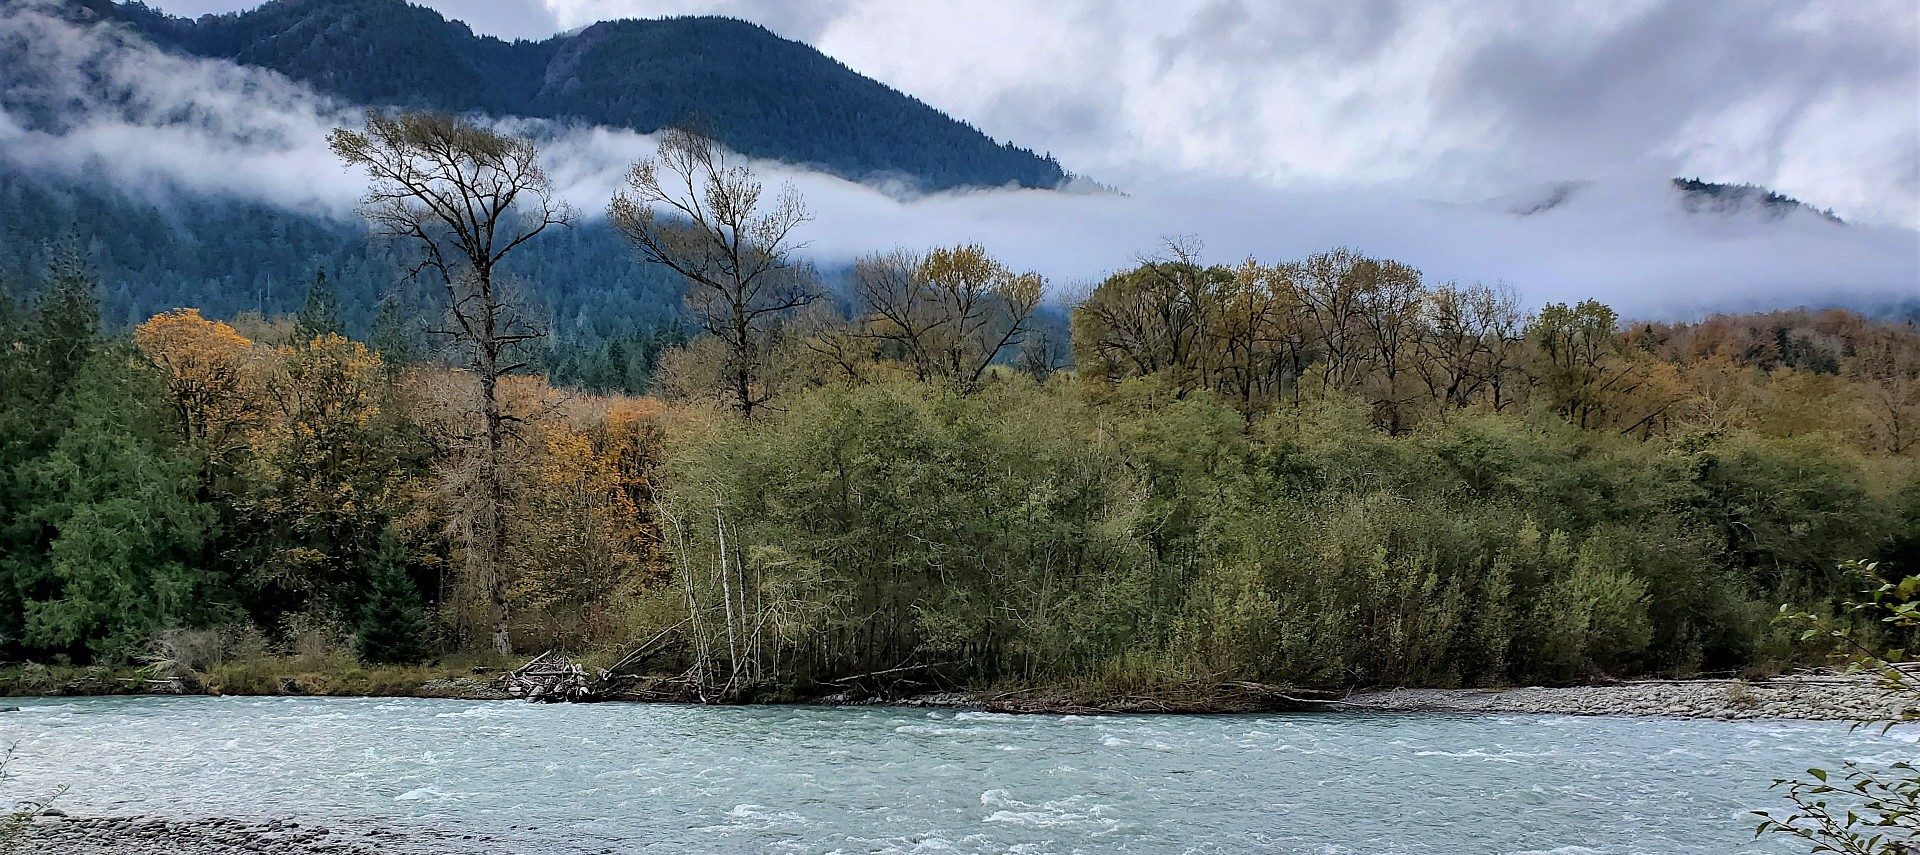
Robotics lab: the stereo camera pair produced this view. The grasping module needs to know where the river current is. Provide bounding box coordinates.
[0,696,1909,853]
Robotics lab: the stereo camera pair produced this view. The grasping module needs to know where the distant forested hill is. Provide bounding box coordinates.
[1671,177,1846,224]
[80,0,1068,191]
[0,165,690,392]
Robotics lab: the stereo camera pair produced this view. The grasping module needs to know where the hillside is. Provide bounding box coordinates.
[80,0,1069,191]
[0,163,688,392]
[1672,177,1846,223]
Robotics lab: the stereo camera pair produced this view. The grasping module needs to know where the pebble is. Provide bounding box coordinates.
[14,816,469,854]
[1339,678,1914,720]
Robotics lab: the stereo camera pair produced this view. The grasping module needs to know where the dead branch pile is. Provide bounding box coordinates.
[822,661,952,701]
[497,650,592,702]
[497,624,686,703]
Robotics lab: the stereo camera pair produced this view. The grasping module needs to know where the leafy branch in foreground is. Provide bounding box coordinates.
[0,742,67,853]
[1756,560,1920,853]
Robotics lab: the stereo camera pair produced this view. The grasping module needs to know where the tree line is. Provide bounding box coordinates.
[0,113,1914,701]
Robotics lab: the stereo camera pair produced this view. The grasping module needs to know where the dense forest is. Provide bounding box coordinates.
[67,0,1068,191]
[0,116,1915,703]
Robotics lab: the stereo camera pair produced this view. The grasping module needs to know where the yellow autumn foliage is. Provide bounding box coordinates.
[133,308,261,448]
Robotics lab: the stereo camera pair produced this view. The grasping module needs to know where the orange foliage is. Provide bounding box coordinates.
[133,308,261,448]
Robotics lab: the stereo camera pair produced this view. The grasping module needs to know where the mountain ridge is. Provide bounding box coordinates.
[78,0,1069,192]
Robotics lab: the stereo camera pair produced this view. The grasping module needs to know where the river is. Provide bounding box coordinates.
[0,696,1908,853]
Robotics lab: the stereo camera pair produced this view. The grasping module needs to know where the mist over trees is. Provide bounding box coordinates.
[86,0,1068,192]
[0,165,687,395]
[0,115,1915,705]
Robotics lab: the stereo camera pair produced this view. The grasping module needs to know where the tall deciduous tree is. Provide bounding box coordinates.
[330,111,574,653]
[244,334,413,620]
[134,309,259,455]
[609,127,816,418]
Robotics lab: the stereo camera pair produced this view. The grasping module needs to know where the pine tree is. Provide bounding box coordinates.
[355,531,430,665]
[0,246,103,657]
[368,294,416,372]
[27,240,101,394]
[602,339,627,391]
[0,271,18,339]
[294,267,345,342]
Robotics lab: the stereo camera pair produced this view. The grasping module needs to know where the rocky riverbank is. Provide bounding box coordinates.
[5,658,1911,721]
[12,815,485,854]
[1336,678,1913,721]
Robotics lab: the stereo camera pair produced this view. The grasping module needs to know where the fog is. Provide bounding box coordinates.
[2,1,1914,318]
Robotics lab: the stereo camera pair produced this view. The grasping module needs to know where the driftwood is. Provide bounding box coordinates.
[497,650,591,702]
[496,623,687,703]
[822,661,952,701]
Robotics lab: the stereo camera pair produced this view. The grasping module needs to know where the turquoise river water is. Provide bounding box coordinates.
[0,696,1911,853]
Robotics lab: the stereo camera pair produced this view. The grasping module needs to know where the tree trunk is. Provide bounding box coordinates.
[480,348,512,655]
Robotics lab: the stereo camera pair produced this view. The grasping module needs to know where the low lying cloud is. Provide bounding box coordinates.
[2,1,1914,320]
[508,0,1920,231]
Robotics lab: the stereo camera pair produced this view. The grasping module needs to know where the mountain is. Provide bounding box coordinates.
[1491,177,1847,224]
[0,163,689,391]
[78,0,1069,191]
[1671,178,1845,224]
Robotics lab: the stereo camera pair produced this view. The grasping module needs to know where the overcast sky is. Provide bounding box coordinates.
[143,0,1920,231]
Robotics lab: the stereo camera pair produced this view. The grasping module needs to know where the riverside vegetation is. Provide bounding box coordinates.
[0,113,1915,709]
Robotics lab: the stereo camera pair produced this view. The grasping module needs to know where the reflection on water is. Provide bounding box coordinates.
[0,696,1907,853]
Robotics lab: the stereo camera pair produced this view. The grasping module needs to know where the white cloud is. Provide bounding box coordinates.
[137,0,1918,228]
[522,0,1920,230]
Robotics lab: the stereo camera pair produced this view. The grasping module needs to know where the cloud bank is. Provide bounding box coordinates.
[145,0,1918,231]
[4,1,1916,319]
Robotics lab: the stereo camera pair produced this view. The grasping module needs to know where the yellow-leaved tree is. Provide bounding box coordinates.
[242,333,417,607]
[133,308,261,458]
[508,393,665,649]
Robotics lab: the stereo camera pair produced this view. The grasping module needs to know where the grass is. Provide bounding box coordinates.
[0,653,520,699]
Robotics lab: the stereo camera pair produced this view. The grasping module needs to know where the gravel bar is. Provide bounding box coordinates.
[14,815,494,855]
[1339,678,1913,720]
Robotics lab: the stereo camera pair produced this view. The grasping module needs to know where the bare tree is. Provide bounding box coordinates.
[1070,236,1226,394]
[852,244,1044,391]
[329,111,574,654]
[850,249,938,381]
[609,128,816,418]
[1291,248,1369,391]
[1417,281,1525,411]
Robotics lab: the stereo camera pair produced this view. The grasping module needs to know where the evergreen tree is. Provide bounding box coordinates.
[355,531,430,665]
[27,240,102,395]
[368,293,417,370]
[0,272,26,655]
[21,345,213,662]
[602,338,628,391]
[0,247,103,656]
[294,267,345,342]
[0,271,18,338]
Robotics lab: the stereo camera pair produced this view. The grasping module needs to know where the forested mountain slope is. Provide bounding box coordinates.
[0,165,688,391]
[77,0,1068,191]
